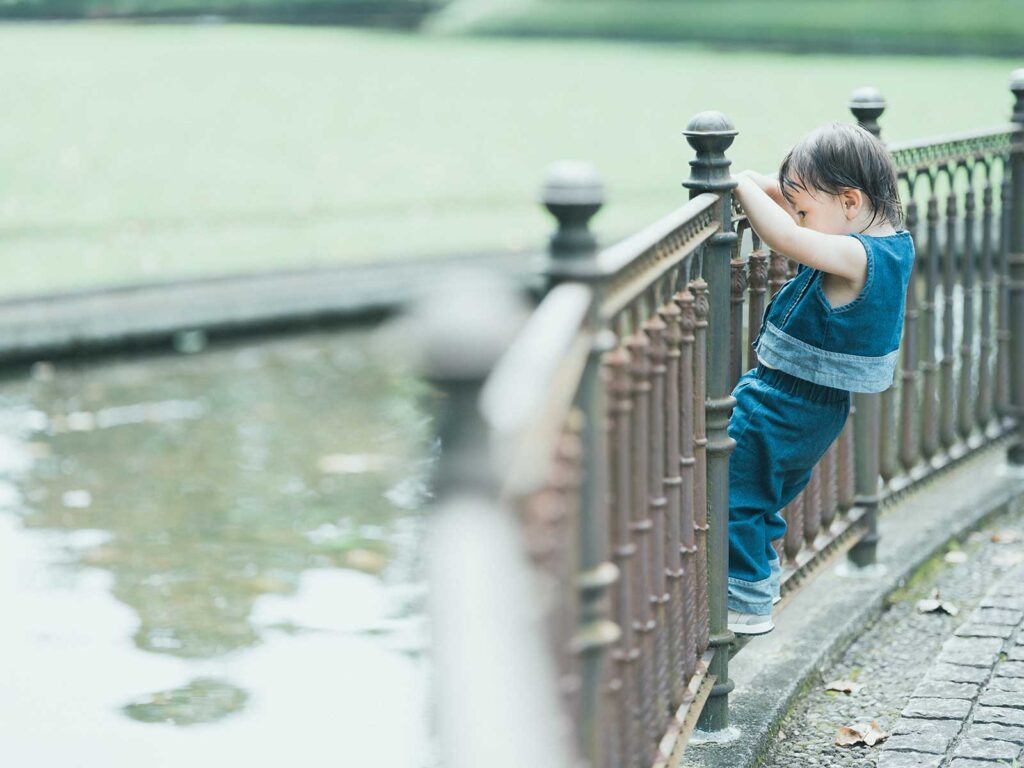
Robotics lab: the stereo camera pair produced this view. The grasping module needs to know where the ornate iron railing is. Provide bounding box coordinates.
[409,74,1024,768]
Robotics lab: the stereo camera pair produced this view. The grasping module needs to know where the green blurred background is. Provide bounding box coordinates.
[1,0,1021,297]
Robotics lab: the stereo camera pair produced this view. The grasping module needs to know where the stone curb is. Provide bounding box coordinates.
[0,252,538,365]
[681,449,1024,768]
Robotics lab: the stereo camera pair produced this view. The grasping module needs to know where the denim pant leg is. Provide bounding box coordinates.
[727,371,849,615]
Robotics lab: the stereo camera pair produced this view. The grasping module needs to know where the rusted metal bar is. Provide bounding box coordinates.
[729,256,746,391]
[746,249,768,371]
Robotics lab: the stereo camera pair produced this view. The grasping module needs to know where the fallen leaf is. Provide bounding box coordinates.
[825,680,863,694]
[991,530,1023,544]
[835,720,889,747]
[944,550,968,564]
[775,727,787,742]
[916,598,959,616]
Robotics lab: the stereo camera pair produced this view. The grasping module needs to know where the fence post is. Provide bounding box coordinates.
[544,162,622,768]
[847,87,885,567]
[1008,71,1024,466]
[682,111,738,731]
[400,272,574,768]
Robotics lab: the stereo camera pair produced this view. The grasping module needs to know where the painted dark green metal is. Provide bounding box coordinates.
[847,87,885,567]
[543,163,622,768]
[1008,70,1024,466]
[682,110,738,732]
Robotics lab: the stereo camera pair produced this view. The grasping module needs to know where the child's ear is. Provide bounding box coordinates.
[840,188,863,220]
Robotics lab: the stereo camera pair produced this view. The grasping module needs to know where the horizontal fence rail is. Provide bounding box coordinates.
[410,75,1024,768]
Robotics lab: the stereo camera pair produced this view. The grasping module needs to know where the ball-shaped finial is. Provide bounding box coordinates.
[542,161,604,260]
[849,86,886,139]
[1011,69,1024,123]
[384,270,531,383]
[682,111,737,195]
[542,160,604,208]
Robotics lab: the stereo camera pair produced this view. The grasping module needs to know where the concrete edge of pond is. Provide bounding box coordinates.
[0,252,541,366]
[681,441,1024,768]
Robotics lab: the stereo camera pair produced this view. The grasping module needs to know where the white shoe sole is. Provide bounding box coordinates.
[772,595,781,605]
[728,616,775,635]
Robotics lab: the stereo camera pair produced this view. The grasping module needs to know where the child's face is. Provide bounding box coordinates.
[785,177,865,235]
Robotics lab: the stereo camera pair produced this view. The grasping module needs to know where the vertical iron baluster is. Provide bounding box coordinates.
[642,310,671,728]
[878,369,898,484]
[959,162,977,443]
[784,494,805,563]
[606,345,641,768]
[626,326,658,753]
[900,192,921,474]
[675,288,699,683]
[978,161,996,432]
[746,250,768,371]
[802,463,822,549]
[837,403,856,516]
[659,295,688,710]
[730,256,747,390]
[940,165,958,453]
[690,278,710,654]
[997,155,1013,422]
[922,176,942,461]
[1008,71,1024,466]
[769,250,789,298]
[820,443,838,532]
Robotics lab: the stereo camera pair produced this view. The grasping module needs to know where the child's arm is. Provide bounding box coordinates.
[733,172,866,282]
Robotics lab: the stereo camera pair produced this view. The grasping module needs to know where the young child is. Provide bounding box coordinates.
[726,121,914,635]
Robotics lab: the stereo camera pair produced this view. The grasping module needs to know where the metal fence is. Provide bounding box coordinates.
[407,74,1024,768]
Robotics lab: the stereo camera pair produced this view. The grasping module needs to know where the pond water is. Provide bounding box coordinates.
[0,329,435,766]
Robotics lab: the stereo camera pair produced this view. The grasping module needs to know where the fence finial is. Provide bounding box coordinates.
[682,111,738,198]
[849,86,886,139]
[1011,69,1024,124]
[543,160,604,264]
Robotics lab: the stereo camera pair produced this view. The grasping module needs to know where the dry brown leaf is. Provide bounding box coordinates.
[835,720,890,747]
[991,530,1023,544]
[944,550,968,564]
[916,598,959,616]
[825,680,863,694]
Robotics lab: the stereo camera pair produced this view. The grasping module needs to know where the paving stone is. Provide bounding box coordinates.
[938,636,1004,667]
[982,594,1024,610]
[913,679,982,699]
[988,675,1024,693]
[968,721,1024,745]
[974,706,1024,726]
[901,697,973,719]
[1007,645,1024,661]
[953,736,1023,761]
[949,759,1008,768]
[892,718,964,739]
[994,582,1024,597]
[876,751,943,768]
[880,730,952,754]
[995,662,1024,678]
[955,623,1016,639]
[926,663,991,684]
[972,607,1024,625]
[979,690,1024,709]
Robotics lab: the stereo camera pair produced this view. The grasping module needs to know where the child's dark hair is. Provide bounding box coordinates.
[778,122,903,230]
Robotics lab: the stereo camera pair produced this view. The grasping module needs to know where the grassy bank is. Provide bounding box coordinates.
[429,0,1024,57]
[0,24,1015,297]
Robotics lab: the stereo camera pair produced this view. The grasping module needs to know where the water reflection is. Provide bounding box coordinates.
[0,330,433,765]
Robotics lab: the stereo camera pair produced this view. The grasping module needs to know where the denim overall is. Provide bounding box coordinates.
[728,230,915,615]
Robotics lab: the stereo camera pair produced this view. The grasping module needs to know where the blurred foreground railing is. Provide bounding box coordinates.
[402,73,1024,768]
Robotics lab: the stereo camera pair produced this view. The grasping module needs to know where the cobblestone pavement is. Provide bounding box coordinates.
[760,505,1024,768]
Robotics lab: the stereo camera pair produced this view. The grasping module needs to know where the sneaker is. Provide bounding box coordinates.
[728,609,775,635]
[772,595,782,605]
